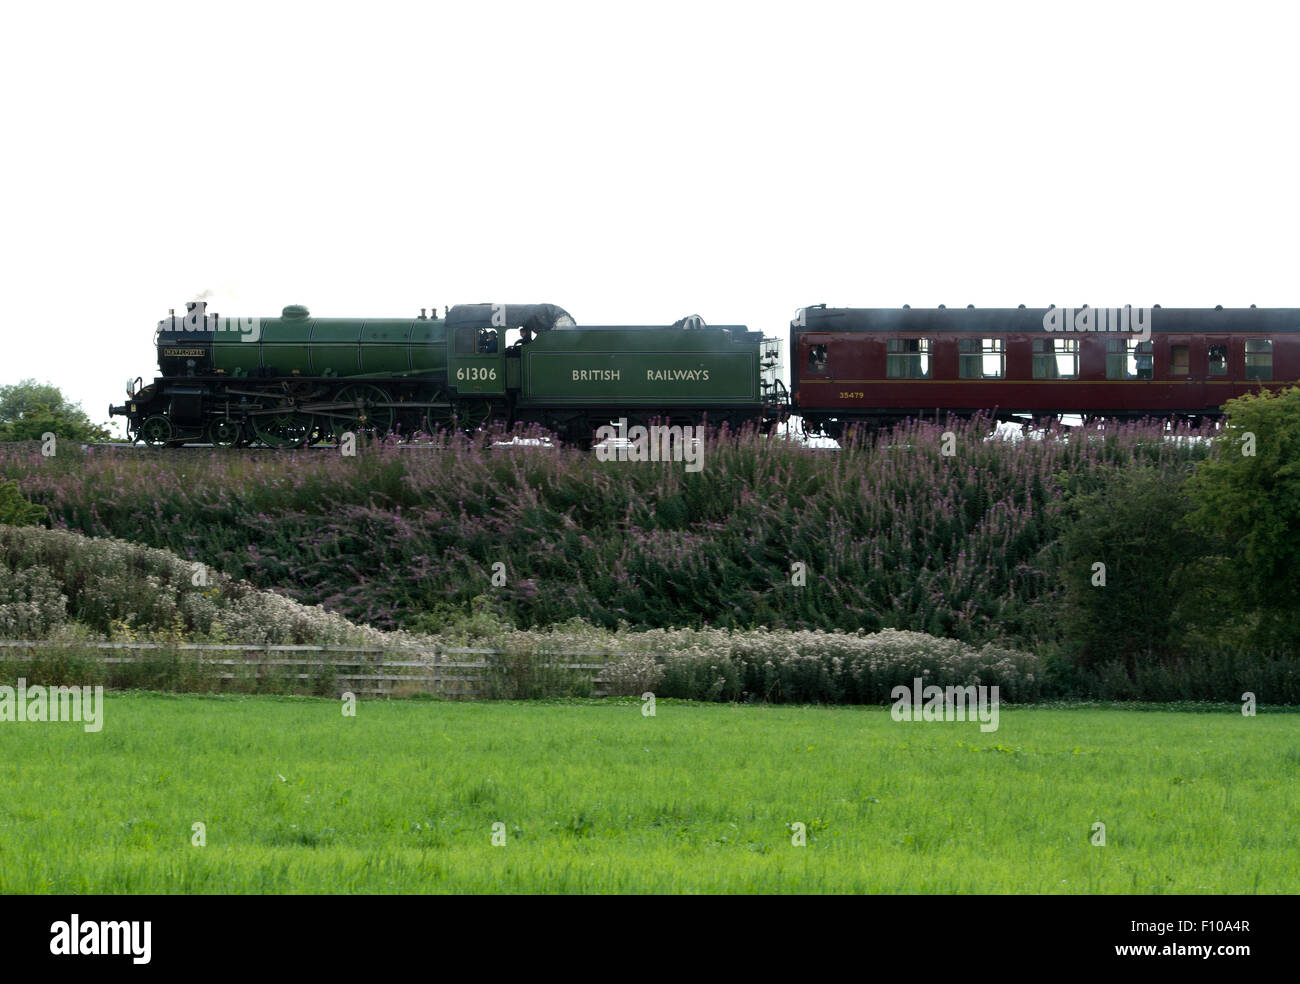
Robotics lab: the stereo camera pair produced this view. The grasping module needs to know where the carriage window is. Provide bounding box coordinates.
[1245,339,1273,380]
[1032,338,1078,379]
[1107,338,1153,379]
[1169,344,1189,376]
[455,326,477,353]
[1106,338,1129,379]
[959,338,1004,379]
[1208,344,1228,376]
[807,344,828,374]
[887,338,931,378]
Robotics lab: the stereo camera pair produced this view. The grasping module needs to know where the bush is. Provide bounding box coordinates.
[1187,387,1300,652]
[479,637,594,700]
[601,653,663,696]
[0,479,46,526]
[0,524,416,646]
[633,628,1042,704]
[0,566,67,636]
[0,417,1214,652]
[659,648,746,701]
[1053,465,1207,668]
[1073,649,1300,704]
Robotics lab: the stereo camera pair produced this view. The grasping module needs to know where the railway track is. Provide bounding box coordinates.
[78,439,558,452]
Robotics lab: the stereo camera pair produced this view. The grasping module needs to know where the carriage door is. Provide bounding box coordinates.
[1204,337,1229,409]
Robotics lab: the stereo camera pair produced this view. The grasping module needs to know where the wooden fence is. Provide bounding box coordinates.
[0,640,622,698]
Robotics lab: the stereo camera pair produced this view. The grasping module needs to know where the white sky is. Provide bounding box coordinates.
[2,0,1297,435]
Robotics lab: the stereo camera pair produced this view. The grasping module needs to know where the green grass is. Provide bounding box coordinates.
[1,693,1296,893]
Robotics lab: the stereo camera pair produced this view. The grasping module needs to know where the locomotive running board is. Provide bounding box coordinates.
[235,400,452,416]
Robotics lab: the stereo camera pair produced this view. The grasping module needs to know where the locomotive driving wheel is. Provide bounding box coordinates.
[424,391,453,434]
[455,400,494,433]
[252,410,315,448]
[330,384,395,440]
[139,415,172,448]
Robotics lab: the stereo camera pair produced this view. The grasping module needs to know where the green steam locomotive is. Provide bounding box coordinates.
[109,301,787,447]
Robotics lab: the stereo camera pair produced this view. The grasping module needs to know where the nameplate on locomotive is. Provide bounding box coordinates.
[163,348,206,357]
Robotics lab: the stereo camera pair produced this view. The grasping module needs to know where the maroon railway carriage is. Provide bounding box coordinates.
[791,304,1300,437]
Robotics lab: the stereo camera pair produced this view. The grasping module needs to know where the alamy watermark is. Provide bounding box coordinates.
[594,418,704,472]
[0,678,104,732]
[167,300,260,342]
[890,677,999,732]
[1043,305,1151,343]
[50,915,150,964]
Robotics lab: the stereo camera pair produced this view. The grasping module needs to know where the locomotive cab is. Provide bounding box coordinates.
[444,303,575,401]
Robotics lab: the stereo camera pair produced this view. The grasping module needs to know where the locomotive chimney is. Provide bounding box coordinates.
[420,308,427,319]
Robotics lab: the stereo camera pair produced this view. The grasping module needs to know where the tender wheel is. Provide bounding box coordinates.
[208,418,243,448]
[139,415,172,448]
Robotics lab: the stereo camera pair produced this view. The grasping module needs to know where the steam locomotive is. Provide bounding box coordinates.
[110,301,787,447]
[109,300,1298,446]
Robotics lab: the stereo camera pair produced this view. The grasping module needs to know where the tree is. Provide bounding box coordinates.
[0,380,66,421]
[1187,386,1300,651]
[0,379,112,443]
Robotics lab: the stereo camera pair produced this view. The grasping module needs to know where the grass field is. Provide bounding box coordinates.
[1,693,1296,893]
